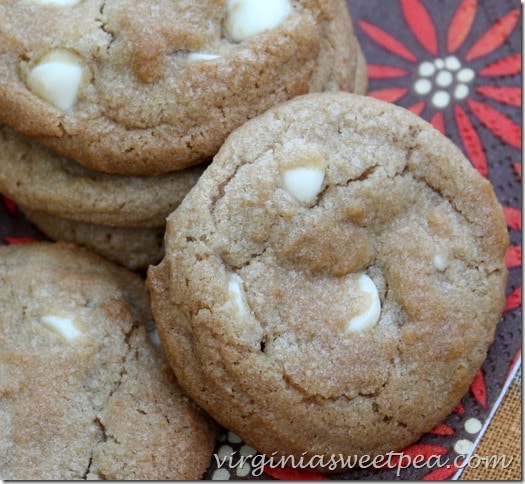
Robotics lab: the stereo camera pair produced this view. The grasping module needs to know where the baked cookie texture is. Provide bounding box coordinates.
[0,0,367,176]
[148,92,509,466]
[0,125,203,229]
[0,242,217,480]
[0,124,203,269]
[20,208,165,271]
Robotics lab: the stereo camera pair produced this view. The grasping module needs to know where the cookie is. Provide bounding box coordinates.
[0,125,203,229]
[147,92,508,468]
[0,242,217,480]
[20,208,164,270]
[0,0,367,175]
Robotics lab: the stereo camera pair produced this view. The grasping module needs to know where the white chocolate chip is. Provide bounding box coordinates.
[277,142,327,205]
[283,166,325,204]
[433,254,448,271]
[40,315,83,341]
[226,0,292,42]
[186,52,222,61]
[26,49,85,111]
[347,274,381,332]
[148,328,161,347]
[228,274,248,317]
[30,0,81,5]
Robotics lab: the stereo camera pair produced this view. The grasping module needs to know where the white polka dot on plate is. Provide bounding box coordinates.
[240,444,257,456]
[454,439,474,455]
[464,417,483,434]
[432,91,451,108]
[227,431,243,444]
[217,444,234,459]
[212,468,231,480]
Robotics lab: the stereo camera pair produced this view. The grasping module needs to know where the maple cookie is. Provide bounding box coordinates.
[0,125,203,229]
[147,92,509,467]
[0,124,202,268]
[0,242,217,480]
[19,208,165,270]
[0,0,366,176]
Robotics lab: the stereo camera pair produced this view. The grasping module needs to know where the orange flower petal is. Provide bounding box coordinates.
[505,287,522,312]
[505,350,522,380]
[263,466,328,480]
[503,206,522,230]
[505,245,522,268]
[454,104,488,177]
[422,464,460,481]
[408,101,425,116]
[447,0,478,53]
[400,0,438,55]
[480,53,522,76]
[476,86,521,106]
[466,8,521,61]
[470,369,487,409]
[359,20,418,62]
[368,87,408,103]
[429,112,445,134]
[467,99,521,149]
[4,236,40,245]
[368,64,410,79]
[453,402,465,414]
[429,422,456,436]
[375,443,448,470]
[1,194,17,215]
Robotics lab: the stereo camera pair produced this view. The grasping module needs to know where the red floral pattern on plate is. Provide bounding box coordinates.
[249,2,522,480]
[360,0,521,179]
[201,1,522,480]
[352,1,522,480]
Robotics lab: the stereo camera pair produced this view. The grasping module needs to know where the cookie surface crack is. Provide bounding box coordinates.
[87,325,135,476]
[97,0,115,53]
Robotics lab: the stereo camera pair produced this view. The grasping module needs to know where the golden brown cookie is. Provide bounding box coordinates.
[148,92,508,469]
[21,208,165,270]
[0,125,203,229]
[0,0,366,175]
[0,242,217,480]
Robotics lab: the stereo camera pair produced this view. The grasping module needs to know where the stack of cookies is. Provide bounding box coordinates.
[0,125,203,269]
[0,0,367,270]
